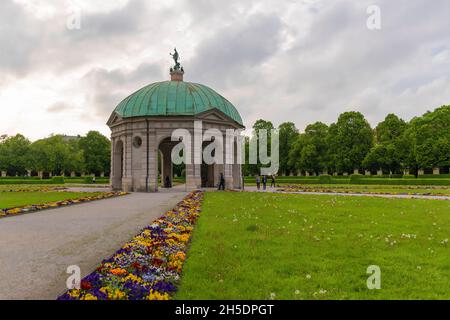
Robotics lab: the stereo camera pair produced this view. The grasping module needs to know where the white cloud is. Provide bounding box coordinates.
[1,0,450,140]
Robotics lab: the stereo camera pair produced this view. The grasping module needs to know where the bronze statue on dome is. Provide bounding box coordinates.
[170,48,181,70]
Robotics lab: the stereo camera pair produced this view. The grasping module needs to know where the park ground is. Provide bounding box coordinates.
[176,192,450,300]
[0,184,448,300]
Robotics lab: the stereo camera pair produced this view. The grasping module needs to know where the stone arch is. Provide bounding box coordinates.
[112,139,124,190]
[158,137,182,189]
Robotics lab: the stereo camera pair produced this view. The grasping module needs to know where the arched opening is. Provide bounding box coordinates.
[201,141,217,188]
[112,140,124,190]
[158,137,185,189]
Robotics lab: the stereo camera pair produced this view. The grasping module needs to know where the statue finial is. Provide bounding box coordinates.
[170,48,181,70]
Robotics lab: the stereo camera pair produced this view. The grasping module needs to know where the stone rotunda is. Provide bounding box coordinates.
[107,52,245,192]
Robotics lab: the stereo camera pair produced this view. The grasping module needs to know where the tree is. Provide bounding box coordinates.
[365,114,408,174]
[247,120,275,175]
[375,114,407,144]
[78,131,111,175]
[278,122,298,175]
[327,112,374,173]
[409,105,450,170]
[0,134,31,175]
[288,122,329,175]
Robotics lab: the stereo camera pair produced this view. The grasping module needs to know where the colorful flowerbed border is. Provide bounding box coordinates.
[0,191,129,218]
[0,187,68,193]
[58,190,204,300]
[276,186,450,197]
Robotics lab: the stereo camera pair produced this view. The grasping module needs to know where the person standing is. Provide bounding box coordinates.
[256,175,261,190]
[218,173,225,190]
[262,175,267,190]
[271,175,276,188]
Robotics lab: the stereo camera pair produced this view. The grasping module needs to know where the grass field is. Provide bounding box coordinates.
[0,191,101,209]
[176,192,450,300]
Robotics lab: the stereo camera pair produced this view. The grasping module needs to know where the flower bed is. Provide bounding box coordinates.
[276,185,450,197]
[0,187,67,193]
[0,191,129,218]
[58,190,204,300]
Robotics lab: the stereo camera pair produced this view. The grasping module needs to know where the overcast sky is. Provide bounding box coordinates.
[1,0,450,140]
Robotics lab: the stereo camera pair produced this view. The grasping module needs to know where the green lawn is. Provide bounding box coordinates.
[176,192,450,300]
[0,191,101,209]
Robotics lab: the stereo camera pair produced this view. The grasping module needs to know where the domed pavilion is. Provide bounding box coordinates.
[107,52,245,192]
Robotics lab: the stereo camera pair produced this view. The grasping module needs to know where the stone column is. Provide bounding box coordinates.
[223,134,233,189]
[147,131,159,192]
[122,133,133,192]
[185,132,201,190]
[433,168,440,175]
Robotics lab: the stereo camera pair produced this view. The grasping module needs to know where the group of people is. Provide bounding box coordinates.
[255,175,276,190]
[216,173,276,191]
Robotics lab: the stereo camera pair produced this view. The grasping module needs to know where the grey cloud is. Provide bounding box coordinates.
[188,13,283,88]
[0,1,39,76]
[81,61,163,119]
[46,102,73,113]
[2,0,450,140]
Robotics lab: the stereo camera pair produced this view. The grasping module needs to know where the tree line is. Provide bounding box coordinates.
[0,131,111,177]
[2,105,449,178]
[244,105,450,176]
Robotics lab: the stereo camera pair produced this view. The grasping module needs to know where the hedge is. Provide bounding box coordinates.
[351,179,450,186]
[243,176,450,186]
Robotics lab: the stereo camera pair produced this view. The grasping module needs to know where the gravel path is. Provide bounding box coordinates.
[0,191,186,300]
[243,186,450,200]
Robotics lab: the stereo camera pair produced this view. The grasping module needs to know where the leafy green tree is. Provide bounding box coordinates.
[375,114,407,144]
[278,122,298,175]
[78,131,111,175]
[327,112,374,173]
[247,120,274,175]
[289,122,329,175]
[365,114,408,174]
[410,105,450,170]
[0,134,31,175]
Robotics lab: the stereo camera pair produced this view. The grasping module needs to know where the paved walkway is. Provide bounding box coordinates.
[243,186,450,200]
[0,191,186,300]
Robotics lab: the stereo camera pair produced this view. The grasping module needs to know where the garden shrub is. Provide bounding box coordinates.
[319,175,332,184]
[83,176,94,184]
[51,176,65,184]
[349,174,363,184]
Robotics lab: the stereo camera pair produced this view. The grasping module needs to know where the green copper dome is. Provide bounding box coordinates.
[113,81,243,125]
